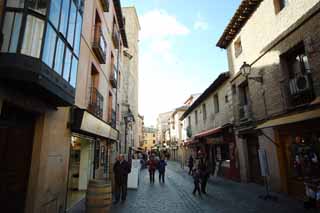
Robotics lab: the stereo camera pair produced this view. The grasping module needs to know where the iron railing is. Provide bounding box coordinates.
[88,87,104,119]
[110,109,117,128]
[110,65,118,88]
[112,29,120,49]
[92,25,106,63]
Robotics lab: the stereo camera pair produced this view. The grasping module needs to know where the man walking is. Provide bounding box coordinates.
[158,157,167,183]
[188,155,194,175]
[199,157,210,194]
[113,154,131,203]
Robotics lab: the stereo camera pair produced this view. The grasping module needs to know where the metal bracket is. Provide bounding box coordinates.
[257,129,279,148]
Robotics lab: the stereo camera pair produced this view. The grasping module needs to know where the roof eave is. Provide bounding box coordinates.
[216,0,263,49]
[180,72,230,120]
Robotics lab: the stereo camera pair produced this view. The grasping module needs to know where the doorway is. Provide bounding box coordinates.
[246,134,263,184]
[66,135,94,211]
[0,102,36,213]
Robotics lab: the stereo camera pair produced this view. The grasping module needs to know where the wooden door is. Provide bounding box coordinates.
[0,104,35,213]
[247,135,263,184]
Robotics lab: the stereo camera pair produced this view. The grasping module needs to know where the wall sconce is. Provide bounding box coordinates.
[240,62,263,83]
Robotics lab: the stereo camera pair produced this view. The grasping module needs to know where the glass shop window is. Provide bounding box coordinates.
[63,47,72,81]
[288,133,320,180]
[6,0,24,8]
[21,15,44,58]
[42,24,57,68]
[74,11,82,56]
[1,12,22,53]
[28,0,48,15]
[54,38,65,75]
[49,0,62,29]
[69,55,78,87]
[67,1,77,46]
[59,0,70,37]
[216,144,230,161]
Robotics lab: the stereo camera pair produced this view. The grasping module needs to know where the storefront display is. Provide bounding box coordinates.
[287,133,320,181]
[66,135,94,210]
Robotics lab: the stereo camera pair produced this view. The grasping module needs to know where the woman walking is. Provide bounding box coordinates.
[147,155,158,184]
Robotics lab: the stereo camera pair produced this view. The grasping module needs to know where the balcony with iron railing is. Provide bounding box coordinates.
[281,73,315,109]
[109,109,117,128]
[112,29,120,49]
[92,25,107,64]
[110,65,118,88]
[239,104,252,122]
[88,87,104,119]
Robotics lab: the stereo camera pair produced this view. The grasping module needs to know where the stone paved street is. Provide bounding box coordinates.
[72,161,317,213]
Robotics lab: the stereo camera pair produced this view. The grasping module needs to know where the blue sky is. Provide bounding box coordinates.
[121,0,242,126]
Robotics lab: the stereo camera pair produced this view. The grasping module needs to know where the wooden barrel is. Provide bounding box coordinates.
[86,179,112,213]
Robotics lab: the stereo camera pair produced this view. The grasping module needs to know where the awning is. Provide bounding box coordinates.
[71,108,118,141]
[256,108,320,129]
[194,126,222,138]
[184,139,200,146]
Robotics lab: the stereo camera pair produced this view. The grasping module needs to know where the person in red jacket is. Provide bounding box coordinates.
[147,155,158,184]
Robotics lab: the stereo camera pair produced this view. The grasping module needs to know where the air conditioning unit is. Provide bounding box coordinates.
[289,75,311,95]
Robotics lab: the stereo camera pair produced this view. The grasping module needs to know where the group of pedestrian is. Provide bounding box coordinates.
[147,154,167,184]
[188,155,210,196]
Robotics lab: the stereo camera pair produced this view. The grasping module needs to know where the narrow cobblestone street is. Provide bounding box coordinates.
[110,161,312,213]
[71,161,315,213]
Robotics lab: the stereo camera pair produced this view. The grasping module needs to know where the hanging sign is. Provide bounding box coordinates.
[258,149,269,177]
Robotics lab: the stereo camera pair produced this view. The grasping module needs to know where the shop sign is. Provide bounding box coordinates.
[80,111,118,140]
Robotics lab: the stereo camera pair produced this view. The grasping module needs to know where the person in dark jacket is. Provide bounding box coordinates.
[192,168,201,196]
[158,157,167,183]
[147,155,158,183]
[188,155,194,175]
[113,154,131,203]
[198,157,210,194]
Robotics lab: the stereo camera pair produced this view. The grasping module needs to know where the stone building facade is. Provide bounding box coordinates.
[180,73,239,180]
[217,0,320,198]
[119,7,140,153]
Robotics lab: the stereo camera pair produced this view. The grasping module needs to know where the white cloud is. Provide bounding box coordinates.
[194,20,209,31]
[193,12,209,31]
[137,9,192,126]
[139,9,190,40]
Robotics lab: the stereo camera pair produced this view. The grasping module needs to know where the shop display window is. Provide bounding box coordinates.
[288,133,320,180]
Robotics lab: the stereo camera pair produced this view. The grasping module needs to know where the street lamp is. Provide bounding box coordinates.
[124,109,134,158]
[240,61,263,83]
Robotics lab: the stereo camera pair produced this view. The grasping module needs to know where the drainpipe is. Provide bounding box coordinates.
[115,33,120,153]
[0,97,3,116]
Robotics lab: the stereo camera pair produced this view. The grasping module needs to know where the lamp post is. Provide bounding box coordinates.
[124,109,134,159]
[240,61,263,83]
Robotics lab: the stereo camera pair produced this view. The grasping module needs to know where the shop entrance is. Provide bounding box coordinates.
[66,135,94,210]
[0,102,36,213]
[246,134,263,184]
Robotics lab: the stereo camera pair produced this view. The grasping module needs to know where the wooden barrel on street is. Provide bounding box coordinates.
[86,179,112,213]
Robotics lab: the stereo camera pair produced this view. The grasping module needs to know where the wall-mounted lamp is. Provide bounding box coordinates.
[240,62,263,83]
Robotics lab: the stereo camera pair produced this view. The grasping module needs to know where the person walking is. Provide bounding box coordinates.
[147,155,158,184]
[158,157,167,183]
[199,157,210,194]
[113,154,131,203]
[188,155,194,175]
[192,168,202,196]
